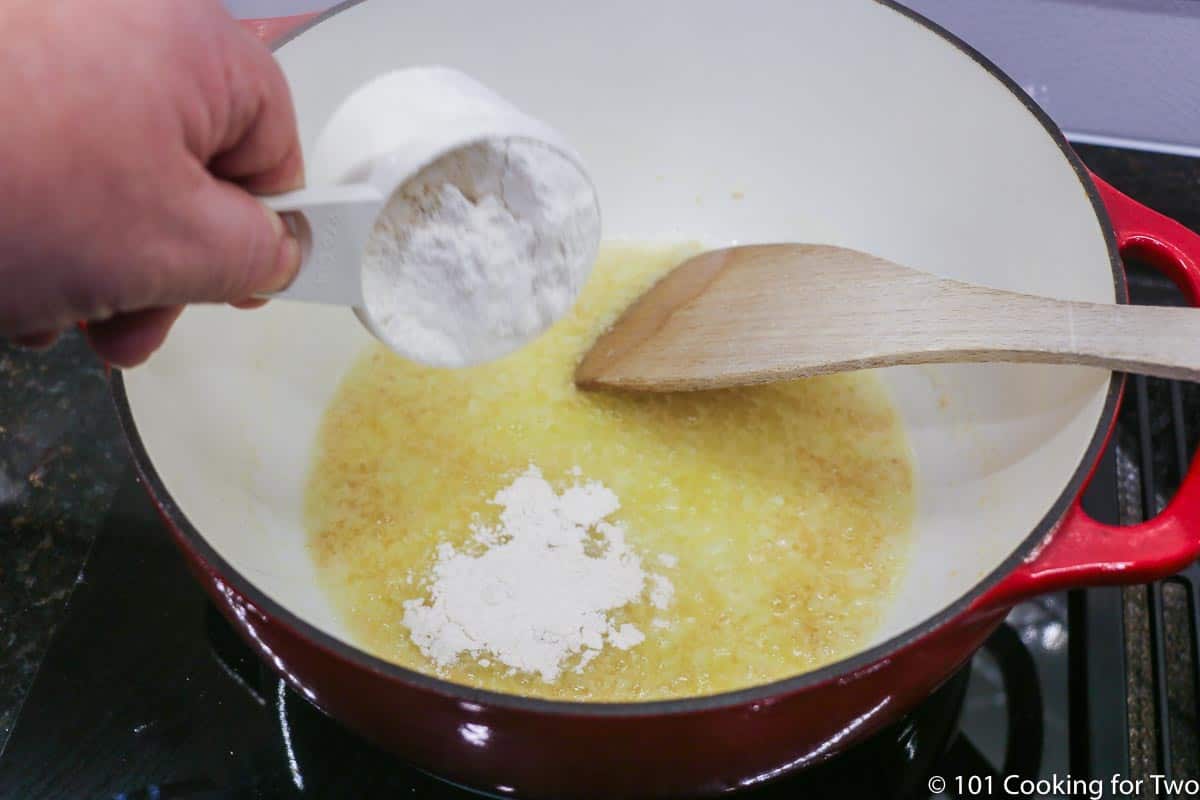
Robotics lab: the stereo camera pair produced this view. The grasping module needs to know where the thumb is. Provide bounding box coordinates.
[169,176,301,304]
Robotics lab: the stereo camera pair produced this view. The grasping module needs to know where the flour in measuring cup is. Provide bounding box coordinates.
[361,139,600,367]
[401,466,674,682]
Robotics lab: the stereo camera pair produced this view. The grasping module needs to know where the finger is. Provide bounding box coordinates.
[208,25,304,194]
[85,306,184,367]
[168,176,301,304]
[139,17,302,308]
[13,330,61,350]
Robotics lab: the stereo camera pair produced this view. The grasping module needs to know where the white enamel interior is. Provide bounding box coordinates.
[122,0,1115,662]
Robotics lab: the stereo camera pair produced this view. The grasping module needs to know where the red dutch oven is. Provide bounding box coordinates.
[112,2,1200,796]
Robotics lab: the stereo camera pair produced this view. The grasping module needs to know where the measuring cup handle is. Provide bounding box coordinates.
[260,184,385,306]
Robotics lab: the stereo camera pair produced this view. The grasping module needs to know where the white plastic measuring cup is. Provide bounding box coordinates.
[259,66,600,350]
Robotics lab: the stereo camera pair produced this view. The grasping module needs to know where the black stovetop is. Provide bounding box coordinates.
[1,144,1198,799]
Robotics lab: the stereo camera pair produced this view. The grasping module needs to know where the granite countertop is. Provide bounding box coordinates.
[0,333,127,749]
[1,144,1198,757]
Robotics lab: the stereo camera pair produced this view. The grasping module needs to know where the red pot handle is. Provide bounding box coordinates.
[978,172,1200,610]
[239,13,319,44]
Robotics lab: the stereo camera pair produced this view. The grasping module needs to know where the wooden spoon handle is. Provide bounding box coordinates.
[910,277,1200,381]
[576,245,1200,391]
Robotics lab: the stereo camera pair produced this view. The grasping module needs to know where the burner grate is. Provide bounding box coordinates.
[1078,260,1200,798]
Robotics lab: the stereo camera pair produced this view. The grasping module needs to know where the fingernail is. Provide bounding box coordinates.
[284,167,305,193]
[265,233,302,293]
[258,201,301,294]
[264,204,286,238]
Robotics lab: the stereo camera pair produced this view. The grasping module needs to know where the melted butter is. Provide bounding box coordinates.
[305,243,915,701]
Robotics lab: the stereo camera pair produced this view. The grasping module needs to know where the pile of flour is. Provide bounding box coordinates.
[402,466,673,682]
[361,139,601,367]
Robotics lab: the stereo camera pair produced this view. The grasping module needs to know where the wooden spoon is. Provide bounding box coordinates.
[575,244,1200,392]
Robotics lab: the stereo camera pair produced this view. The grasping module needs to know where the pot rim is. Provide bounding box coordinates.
[109,0,1125,717]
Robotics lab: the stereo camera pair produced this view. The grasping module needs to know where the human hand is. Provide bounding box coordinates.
[0,0,302,366]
